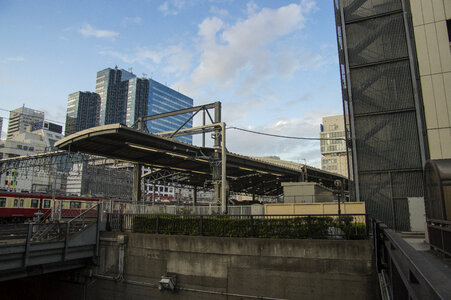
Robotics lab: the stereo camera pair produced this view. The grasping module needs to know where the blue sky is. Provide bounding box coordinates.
[0,0,343,167]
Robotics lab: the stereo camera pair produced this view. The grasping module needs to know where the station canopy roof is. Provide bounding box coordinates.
[55,124,347,196]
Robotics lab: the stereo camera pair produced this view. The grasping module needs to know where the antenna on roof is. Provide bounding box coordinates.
[115,65,118,70]
[128,67,133,74]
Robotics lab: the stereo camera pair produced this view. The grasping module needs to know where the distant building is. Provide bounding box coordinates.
[65,91,100,136]
[320,115,348,178]
[0,117,3,140]
[67,66,194,144]
[0,125,64,192]
[7,106,44,140]
[125,77,149,128]
[334,0,451,230]
[95,67,136,125]
[146,79,193,144]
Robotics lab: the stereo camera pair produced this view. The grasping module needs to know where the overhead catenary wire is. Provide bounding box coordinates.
[226,126,346,141]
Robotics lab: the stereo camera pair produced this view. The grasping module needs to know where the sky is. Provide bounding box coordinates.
[0,0,343,168]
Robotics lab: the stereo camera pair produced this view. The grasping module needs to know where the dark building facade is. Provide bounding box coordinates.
[65,91,100,136]
[96,67,136,125]
[334,0,428,230]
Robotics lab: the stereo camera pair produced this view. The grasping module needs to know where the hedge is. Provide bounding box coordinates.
[132,215,367,240]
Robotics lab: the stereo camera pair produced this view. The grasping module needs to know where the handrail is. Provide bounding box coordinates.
[67,202,101,224]
[33,209,53,224]
[373,219,451,300]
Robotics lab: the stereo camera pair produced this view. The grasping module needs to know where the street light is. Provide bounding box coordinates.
[334,179,343,215]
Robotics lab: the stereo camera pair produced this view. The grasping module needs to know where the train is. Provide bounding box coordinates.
[0,191,105,223]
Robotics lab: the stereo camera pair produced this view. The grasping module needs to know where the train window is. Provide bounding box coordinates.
[70,201,81,209]
[13,199,18,207]
[85,202,92,208]
[31,199,39,208]
[43,200,51,208]
[20,199,24,207]
[0,198,6,207]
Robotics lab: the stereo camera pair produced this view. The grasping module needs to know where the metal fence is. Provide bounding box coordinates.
[107,213,369,240]
[102,203,263,216]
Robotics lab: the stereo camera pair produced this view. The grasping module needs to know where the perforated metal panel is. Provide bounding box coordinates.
[350,61,415,115]
[346,14,407,66]
[343,0,402,22]
[354,112,422,172]
[336,0,426,231]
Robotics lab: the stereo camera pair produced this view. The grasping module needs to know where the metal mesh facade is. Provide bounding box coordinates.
[335,0,426,230]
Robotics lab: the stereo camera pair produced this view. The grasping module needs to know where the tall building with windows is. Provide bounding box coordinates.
[67,67,194,144]
[65,92,100,136]
[7,106,44,140]
[95,67,136,125]
[147,79,193,144]
[320,115,348,178]
[334,0,451,230]
[125,77,149,128]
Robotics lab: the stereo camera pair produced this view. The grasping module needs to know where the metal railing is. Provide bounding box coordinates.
[107,213,369,240]
[426,218,451,257]
[372,219,451,300]
[110,204,263,216]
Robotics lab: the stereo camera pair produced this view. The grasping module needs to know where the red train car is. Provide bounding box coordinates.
[0,192,101,223]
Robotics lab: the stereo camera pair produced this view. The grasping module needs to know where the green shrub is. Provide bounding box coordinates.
[131,215,366,240]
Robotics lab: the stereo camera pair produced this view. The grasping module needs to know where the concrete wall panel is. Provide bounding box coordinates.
[432,74,450,127]
[425,23,443,74]
[411,0,424,26]
[421,0,436,24]
[421,75,439,128]
[432,0,446,21]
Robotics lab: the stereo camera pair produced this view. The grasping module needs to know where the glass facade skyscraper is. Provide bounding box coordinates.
[95,67,136,125]
[65,92,100,136]
[66,67,193,144]
[147,79,193,144]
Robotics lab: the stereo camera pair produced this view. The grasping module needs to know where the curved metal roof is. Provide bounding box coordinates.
[55,124,347,195]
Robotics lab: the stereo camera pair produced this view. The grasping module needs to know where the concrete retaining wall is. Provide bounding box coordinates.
[90,232,379,300]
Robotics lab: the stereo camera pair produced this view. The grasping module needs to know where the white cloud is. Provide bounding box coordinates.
[79,24,119,40]
[159,0,186,16]
[176,2,317,96]
[209,6,229,18]
[224,112,328,167]
[1,56,25,63]
[100,44,193,76]
[121,16,142,27]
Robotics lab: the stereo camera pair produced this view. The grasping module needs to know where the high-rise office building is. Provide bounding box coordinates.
[334,0,451,230]
[147,79,193,144]
[7,106,44,140]
[95,67,136,125]
[320,115,348,178]
[65,92,100,136]
[67,67,194,144]
[125,77,149,128]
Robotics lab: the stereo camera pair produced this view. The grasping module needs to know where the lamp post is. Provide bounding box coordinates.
[334,179,342,215]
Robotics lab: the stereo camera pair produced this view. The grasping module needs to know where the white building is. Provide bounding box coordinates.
[320,115,348,178]
[7,106,44,140]
[0,125,64,193]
